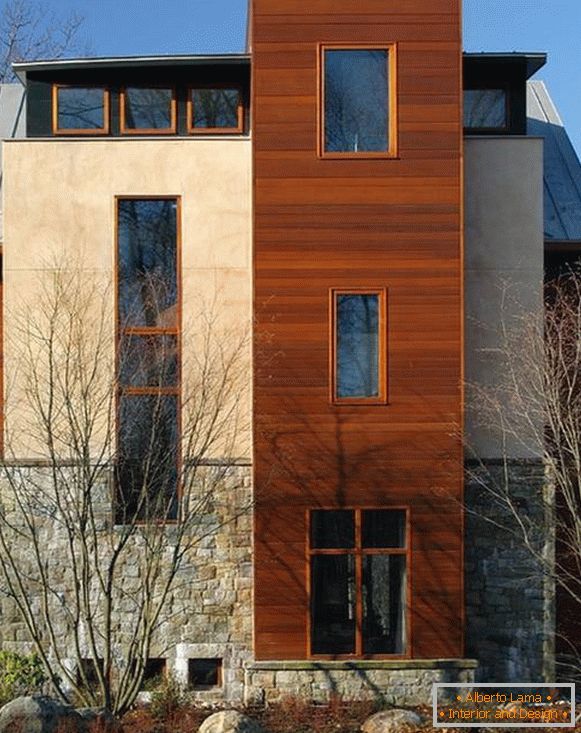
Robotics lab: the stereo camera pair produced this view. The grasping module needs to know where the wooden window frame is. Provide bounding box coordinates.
[187,84,244,135]
[318,43,398,159]
[52,84,110,136]
[114,196,182,525]
[120,86,177,135]
[307,507,411,660]
[463,85,510,133]
[329,287,388,405]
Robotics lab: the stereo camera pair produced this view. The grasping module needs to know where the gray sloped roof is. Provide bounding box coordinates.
[527,80,581,241]
[0,83,26,240]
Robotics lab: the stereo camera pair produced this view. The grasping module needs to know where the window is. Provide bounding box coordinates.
[115,198,180,523]
[53,85,109,134]
[188,658,222,689]
[309,509,408,657]
[120,87,176,134]
[142,658,167,690]
[188,87,243,133]
[320,45,397,157]
[464,89,507,130]
[330,289,387,404]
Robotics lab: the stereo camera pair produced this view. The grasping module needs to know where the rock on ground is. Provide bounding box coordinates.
[0,695,83,733]
[361,708,423,733]
[198,710,265,733]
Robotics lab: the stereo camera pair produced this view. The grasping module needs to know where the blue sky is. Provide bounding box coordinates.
[42,0,581,156]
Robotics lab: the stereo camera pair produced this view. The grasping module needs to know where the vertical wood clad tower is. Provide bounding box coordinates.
[252,0,464,660]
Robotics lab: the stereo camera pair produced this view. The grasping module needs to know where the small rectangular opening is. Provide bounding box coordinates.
[188,658,222,689]
[77,657,104,689]
[142,658,167,690]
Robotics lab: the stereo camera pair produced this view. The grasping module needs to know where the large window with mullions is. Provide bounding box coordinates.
[115,198,180,523]
[320,45,397,157]
[309,509,408,657]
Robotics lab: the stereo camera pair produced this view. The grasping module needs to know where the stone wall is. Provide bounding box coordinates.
[0,463,254,704]
[244,660,477,707]
[465,459,554,682]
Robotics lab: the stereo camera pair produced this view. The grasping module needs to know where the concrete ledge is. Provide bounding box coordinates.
[246,659,478,672]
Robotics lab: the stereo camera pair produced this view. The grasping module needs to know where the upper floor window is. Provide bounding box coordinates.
[320,45,397,158]
[121,86,177,134]
[188,87,244,133]
[116,197,180,524]
[53,85,109,134]
[309,508,408,656]
[464,88,507,130]
[330,289,387,404]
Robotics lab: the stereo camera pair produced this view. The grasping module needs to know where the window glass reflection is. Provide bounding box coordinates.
[116,395,178,522]
[324,50,389,153]
[123,87,173,130]
[118,199,177,328]
[464,89,507,129]
[57,87,106,130]
[336,294,379,398]
[191,88,241,129]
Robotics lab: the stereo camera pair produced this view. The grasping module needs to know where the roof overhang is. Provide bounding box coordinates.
[12,53,251,83]
[463,52,547,79]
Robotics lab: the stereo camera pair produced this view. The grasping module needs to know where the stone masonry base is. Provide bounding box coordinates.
[244,660,478,706]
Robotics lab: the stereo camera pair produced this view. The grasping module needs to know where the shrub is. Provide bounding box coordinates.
[0,650,47,706]
[149,673,187,721]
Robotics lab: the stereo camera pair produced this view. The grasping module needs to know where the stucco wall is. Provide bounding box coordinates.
[464,136,544,460]
[1,139,252,460]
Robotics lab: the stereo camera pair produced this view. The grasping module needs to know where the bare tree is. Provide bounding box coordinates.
[466,270,581,679]
[0,262,250,716]
[0,0,87,83]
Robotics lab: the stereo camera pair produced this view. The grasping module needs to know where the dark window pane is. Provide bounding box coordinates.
[362,555,406,654]
[116,395,178,523]
[311,510,355,549]
[324,50,389,153]
[124,87,173,130]
[336,294,379,398]
[188,658,222,689]
[191,88,240,129]
[362,510,406,549]
[464,89,507,129]
[57,87,106,130]
[119,334,178,388]
[311,555,356,655]
[118,199,177,328]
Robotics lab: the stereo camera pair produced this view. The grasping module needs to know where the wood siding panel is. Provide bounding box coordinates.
[252,0,463,661]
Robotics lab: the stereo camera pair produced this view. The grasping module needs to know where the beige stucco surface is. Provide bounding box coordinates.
[2,139,252,459]
[464,136,544,460]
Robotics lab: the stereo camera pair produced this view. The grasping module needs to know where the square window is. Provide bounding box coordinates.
[121,87,176,133]
[321,46,397,157]
[464,89,507,130]
[189,88,243,133]
[188,658,222,689]
[53,85,109,134]
[362,509,406,549]
[310,509,355,549]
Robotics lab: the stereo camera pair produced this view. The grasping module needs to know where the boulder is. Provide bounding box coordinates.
[198,710,265,733]
[0,696,82,733]
[361,709,422,733]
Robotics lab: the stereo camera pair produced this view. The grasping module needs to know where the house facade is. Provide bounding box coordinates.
[1,0,580,706]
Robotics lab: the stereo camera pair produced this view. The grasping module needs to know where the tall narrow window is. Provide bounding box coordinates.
[321,45,397,157]
[309,509,408,657]
[53,85,109,134]
[116,198,180,523]
[120,87,176,134]
[331,289,387,404]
